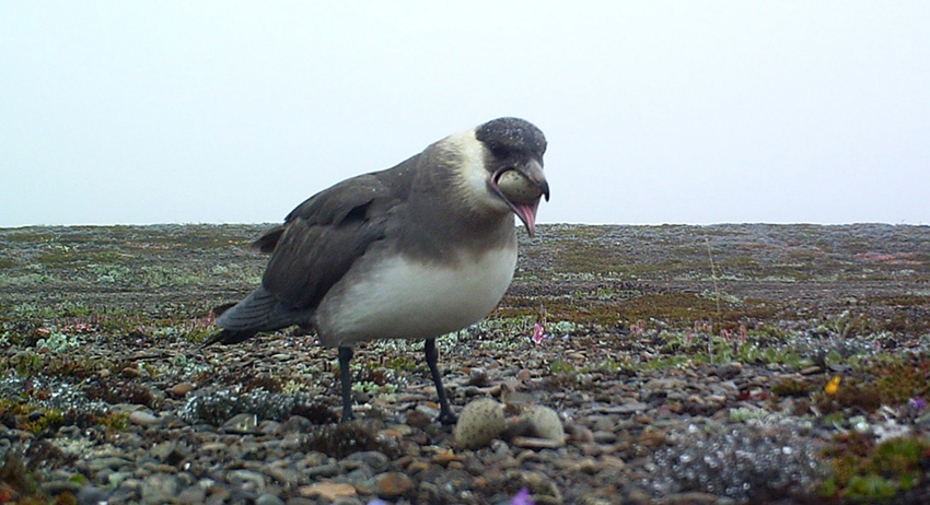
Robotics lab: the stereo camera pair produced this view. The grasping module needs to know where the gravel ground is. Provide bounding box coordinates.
[2,223,930,505]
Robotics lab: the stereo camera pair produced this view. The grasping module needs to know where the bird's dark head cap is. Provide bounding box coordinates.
[475,117,547,160]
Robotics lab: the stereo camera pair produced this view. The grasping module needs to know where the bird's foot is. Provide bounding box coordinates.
[438,410,458,425]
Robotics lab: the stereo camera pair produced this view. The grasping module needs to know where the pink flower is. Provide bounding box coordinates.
[532,323,545,345]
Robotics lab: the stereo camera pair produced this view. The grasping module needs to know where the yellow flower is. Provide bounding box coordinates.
[825,375,841,395]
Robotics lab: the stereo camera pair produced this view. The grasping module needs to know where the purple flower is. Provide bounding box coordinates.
[908,397,925,410]
[511,487,534,505]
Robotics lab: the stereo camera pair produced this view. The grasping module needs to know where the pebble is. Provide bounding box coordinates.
[76,486,109,505]
[375,472,414,498]
[170,382,195,397]
[221,412,259,433]
[227,469,266,491]
[345,451,391,472]
[38,480,81,496]
[177,485,207,505]
[298,482,356,500]
[255,493,287,505]
[141,473,179,505]
[129,410,162,426]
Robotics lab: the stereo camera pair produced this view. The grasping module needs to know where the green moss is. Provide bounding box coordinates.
[382,355,418,372]
[96,411,129,431]
[821,433,930,501]
[549,360,574,374]
[771,378,813,397]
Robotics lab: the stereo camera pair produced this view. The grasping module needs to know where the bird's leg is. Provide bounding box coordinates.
[425,337,457,424]
[338,346,354,422]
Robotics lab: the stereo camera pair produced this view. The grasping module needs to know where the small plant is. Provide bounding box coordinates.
[352,380,397,395]
[35,328,80,354]
[821,432,930,501]
[96,411,130,431]
[771,378,812,397]
[549,360,574,374]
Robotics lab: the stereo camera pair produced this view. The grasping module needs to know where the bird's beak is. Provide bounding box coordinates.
[491,159,549,237]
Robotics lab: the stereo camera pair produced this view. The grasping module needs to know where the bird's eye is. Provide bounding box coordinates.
[490,146,509,159]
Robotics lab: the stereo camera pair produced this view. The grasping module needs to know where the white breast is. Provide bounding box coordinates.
[314,245,518,347]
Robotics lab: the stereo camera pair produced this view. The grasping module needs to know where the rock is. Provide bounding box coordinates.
[511,436,565,450]
[607,402,650,414]
[149,441,176,461]
[129,411,161,427]
[176,485,207,505]
[277,415,313,433]
[454,397,505,449]
[227,469,266,492]
[221,413,258,434]
[258,420,281,434]
[255,493,286,505]
[141,473,179,505]
[344,451,391,472]
[297,482,356,500]
[468,367,489,386]
[285,499,317,505]
[263,466,301,486]
[375,471,414,498]
[660,491,733,505]
[712,363,743,379]
[432,449,464,466]
[404,408,432,428]
[76,486,109,505]
[38,480,81,496]
[170,382,195,397]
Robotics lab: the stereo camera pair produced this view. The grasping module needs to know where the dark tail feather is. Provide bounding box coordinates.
[202,328,259,347]
[205,286,304,347]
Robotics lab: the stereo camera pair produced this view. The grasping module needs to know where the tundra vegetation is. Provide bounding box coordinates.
[1,223,929,504]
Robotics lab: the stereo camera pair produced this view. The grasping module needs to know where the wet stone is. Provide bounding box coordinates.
[38,480,81,496]
[177,485,207,505]
[375,471,414,498]
[255,493,287,505]
[227,469,266,492]
[344,450,391,472]
[87,456,133,472]
[221,413,258,434]
[141,473,179,505]
[129,411,162,427]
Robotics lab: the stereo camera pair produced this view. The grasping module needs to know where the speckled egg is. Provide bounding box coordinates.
[520,405,565,444]
[453,397,506,449]
[496,169,542,204]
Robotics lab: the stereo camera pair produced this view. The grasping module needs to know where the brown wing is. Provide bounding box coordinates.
[256,172,398,310]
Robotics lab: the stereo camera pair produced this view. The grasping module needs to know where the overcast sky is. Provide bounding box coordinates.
[2,2,929,227]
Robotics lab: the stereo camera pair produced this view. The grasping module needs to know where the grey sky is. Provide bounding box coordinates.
[2,2,929,227]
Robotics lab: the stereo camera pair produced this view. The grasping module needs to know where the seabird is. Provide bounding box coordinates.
[206,117,549,424]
